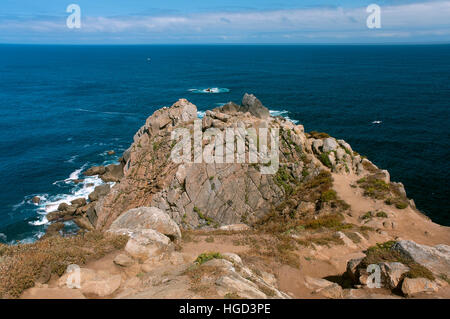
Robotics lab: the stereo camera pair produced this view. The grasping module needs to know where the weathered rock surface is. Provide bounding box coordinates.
[401,278,439,296]
[122,229,171,261]
[88,184,111,202]
[304,276,343,299]
[113,254,134,267]
[109,207,181,240]
[392,240,450,276]
[101,163,124,183]
[84,166,106,176]
[89,95,414,232]
[239,93,270,119]
[379,262,410,289]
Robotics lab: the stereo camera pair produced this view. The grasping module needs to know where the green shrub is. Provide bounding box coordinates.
[309,131,330,139]
[195,252,223,265]
[321,190,337,202]
[376,211,388,218]
[320,153,332,168]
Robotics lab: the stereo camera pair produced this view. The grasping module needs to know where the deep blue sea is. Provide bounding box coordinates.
[0,44,449,243]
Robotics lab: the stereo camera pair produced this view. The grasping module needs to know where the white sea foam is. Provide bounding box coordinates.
[28,164,108,227]
[189,88,230,94]
[372,120,382,124]
[11,231,45,245]
[12,199,25,211]
[65,155,79,163]
[270,110,299,124]
[0,233,6,242]
[197,111,206,118]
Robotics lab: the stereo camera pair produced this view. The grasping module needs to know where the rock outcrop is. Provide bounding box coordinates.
[73,94,399,233]
[29,94,449,300]
[345,240,450,296]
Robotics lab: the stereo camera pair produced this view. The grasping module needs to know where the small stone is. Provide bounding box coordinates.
[114,254,134,267]
[32,196,41,204]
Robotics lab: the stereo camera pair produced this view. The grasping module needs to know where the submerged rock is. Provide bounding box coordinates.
[83,166,106,176]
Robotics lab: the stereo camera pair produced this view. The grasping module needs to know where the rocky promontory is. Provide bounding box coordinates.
[2,94,449,299]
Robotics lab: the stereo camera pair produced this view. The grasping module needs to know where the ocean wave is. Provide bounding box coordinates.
[9,231,45,245]
[65,155,79,163]
[29,164,107,227]
[0,233,6,242]
[197,111,206,118]
[189,88,230,94]
[372,120,382,124]
[269,110,299,124]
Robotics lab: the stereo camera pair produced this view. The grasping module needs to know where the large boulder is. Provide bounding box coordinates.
[83,166,106,176]
[88,184,111,202]
[392,240,450,276]
[71,198,87,208]
[322,138,338,153]
[379,262,410,289]
[73,216,94,231]
[401,278,438,296]
[216,275,267,299]
[100,163,124,183]
[122,229,171,261]
[304,276,343,299]
[220,102,240,114]
[109,207,181,240]
[240,93,270,119]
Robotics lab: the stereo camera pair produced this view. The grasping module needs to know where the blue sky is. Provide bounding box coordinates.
[1,0,449,44]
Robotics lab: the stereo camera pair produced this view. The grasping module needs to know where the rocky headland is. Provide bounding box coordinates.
[1,94,449,299]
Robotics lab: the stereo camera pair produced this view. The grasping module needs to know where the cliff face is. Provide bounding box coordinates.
[87,94,410,232]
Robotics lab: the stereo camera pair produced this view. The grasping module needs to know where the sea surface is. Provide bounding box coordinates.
[0,44,449,243]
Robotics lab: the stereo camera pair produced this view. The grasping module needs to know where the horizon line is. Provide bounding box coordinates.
[1,42,450,46]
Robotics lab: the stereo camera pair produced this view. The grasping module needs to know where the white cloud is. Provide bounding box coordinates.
[1,1,449,42]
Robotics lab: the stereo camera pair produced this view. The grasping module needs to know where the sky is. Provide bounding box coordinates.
[0,0,449,44]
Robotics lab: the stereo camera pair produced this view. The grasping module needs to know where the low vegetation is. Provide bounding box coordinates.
[357,174,409,209]
[360,241,434,282]
[308,131,330,139]
[0,231,128,298]
[194,252,223,265]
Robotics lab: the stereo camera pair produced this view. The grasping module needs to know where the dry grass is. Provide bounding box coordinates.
[0,231,128,298]
[308,131,330,139]
[183,264,225,295]
[357,174,409,209]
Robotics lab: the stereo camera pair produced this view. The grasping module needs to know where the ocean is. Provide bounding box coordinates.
[0,44,449,243]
